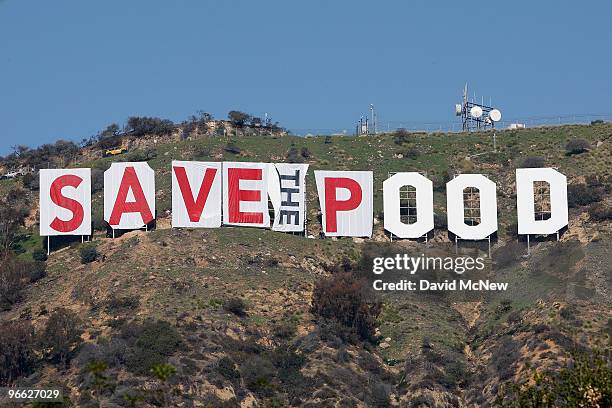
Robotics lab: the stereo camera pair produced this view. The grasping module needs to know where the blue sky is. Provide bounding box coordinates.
[1,0,610,154]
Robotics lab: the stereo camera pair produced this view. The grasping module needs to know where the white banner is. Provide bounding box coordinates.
[383,172,433,238]
[40,168,91,236]
[223,162,270,228]
[446,174,498,240]
[268,163,309,232]
[516,168,568,235]
[315,170,373,237]
[172,161,222,228]
[104,162,156,230]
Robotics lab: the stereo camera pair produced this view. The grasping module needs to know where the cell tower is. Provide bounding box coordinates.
[456,83,502,132]
[356,116,369,136]
[355,104,377,136]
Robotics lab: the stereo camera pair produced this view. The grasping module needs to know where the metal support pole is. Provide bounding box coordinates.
[556,231,559,241]
[81,235,84,243]
[493,131,497,152]
[112,229,115,239]
[47,236,50,256]
[488,235,491,258]
[527,234,530,255]
[455,236,458,254]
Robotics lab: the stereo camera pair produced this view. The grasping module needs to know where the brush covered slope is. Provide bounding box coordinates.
[0,123,610,407]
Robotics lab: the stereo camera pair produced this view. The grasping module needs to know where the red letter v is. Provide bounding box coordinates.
[174,166,217,222]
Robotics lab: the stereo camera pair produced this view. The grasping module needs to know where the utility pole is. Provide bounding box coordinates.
[492,122,497,152]
[370,104,376,135]
[493,129,497,152]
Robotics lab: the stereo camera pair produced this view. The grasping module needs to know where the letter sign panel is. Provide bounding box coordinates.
[40,168,91,236]
[383,172,434,238]
[446,174,498,240]
[104,162,156,230]
[315,170,373,237]
[223,162,270,228]
[516,168,568,235]
[268,163,309,232]
[172,161,222,228]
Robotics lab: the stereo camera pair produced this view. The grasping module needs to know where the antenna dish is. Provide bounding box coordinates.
[470,106,483,118]
[489,109,502,122]
[455,104,462,116]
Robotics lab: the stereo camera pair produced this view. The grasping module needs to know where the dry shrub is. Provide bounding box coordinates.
[0,320,36,385]
[565,138,590,155]
[0,255,46,310]
[311,272,382,341]
[588,203,612,221]
[41,308,83,367]
[224,298,247,317]
[567,184,602,207]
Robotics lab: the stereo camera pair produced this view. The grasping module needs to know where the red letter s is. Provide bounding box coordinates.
[49,174,84,232]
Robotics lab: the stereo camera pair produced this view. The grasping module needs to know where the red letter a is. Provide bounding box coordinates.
[109,166,153,226]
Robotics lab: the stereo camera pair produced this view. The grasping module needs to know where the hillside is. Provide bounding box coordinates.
[0,123,611,407]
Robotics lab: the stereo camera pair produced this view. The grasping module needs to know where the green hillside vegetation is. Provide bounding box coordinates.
[0,122,610,407]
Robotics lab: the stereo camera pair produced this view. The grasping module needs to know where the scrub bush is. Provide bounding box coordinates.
[311,272,382,341]
[565,138,590,155]
[32,248,48,262]
[79,245,98,264]
[41,308,83,367]
[224,298,247,317]
[499,352,611,407]
[0,320,36,385]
